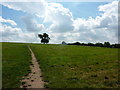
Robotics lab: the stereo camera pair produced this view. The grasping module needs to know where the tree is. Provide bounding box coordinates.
[88,43,95,46]
[74,42,80,45]
[62,41,67,45]
[95,42,103,47]
[104,42,110,47]
[38,33,50,44]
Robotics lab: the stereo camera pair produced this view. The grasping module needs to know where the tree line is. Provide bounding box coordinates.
[38,33,120,48]
[67,42,120,48]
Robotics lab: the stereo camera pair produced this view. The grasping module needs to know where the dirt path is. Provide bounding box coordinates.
[20,46,45,88]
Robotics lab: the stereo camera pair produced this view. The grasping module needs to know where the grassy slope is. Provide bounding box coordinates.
[2,42,31,88]
[31,44,119,88]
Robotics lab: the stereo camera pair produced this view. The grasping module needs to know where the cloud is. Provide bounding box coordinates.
[0,0,47,17]
[0,1,118,44]
[43,1,118,44]
[1,0,74,31]
[99,1,118,15]
[1,24,21,41]
[1,22,41,43]
[71,1,118,44]
[44,3,74,33]
[98,1,118,29]
[0,1,46,43]
[0,16,17,26]
[22,15,45,33]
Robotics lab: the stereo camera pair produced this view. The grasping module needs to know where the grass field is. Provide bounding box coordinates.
[2,42,31,88]
[2,42,119,88]
[30,44,119,88]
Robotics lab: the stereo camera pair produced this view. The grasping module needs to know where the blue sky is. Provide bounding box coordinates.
[0,1,118,44]
[60,2,108,19]
[1,5,26,29]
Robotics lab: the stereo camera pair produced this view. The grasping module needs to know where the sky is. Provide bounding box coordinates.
[0,0,119,44]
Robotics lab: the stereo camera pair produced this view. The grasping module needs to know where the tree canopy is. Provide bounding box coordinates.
[38,33,50,44]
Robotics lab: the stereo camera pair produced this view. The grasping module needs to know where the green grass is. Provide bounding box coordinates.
[30,44,119,88]
[2,42,31,88]
[2,42,119,88]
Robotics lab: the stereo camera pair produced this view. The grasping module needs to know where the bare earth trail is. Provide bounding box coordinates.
[20,46,45,88]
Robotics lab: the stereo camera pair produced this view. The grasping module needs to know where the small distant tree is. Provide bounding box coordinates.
[95,43,103,47]
[38,33,50,44]
[104,42,110,47]
[88,43,95,46]
[62,41,67,45]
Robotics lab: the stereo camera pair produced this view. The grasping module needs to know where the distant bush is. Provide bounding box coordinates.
[67,41,120,48]
[87,43,95,46]
[111,44,120,48]
[95,43,103,47]
[73,42,81,45]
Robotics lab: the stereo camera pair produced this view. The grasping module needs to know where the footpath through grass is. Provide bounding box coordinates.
[31,44,119,88]
[2,42,31,88]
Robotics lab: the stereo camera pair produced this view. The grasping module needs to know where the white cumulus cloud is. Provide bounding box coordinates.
[0,0,47,17]
[44,3,74,33]
[22,15,45,33]
[71,1,118,44]
[0,16,17,26]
